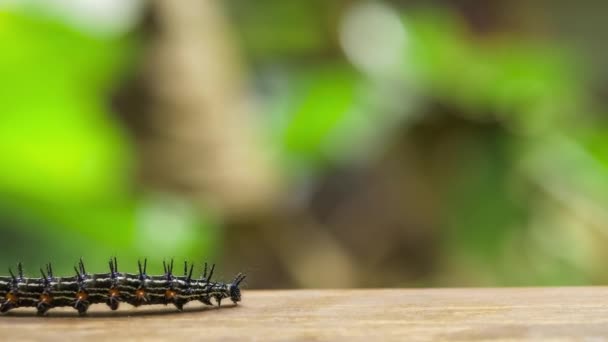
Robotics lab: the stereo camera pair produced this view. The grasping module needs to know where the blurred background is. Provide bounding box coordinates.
[1,0,608,288]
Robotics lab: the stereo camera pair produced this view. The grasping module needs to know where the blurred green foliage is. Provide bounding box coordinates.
[279,65,360,171]
[0,10,219,274]
[2,1,607,286]
[245,4,604,285]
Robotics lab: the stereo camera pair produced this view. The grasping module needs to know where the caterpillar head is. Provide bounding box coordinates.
[229,273,246,304]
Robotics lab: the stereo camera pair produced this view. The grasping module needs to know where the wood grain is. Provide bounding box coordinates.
[2,288,608,341]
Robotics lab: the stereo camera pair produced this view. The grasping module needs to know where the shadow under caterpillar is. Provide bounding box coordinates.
[0,258,246,316]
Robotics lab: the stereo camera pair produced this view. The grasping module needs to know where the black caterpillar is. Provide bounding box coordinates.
[0,258,246,316]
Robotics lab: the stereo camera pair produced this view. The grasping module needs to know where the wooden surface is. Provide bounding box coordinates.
[2,288,608,341]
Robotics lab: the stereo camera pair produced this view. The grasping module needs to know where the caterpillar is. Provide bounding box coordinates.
[0,258,246,316]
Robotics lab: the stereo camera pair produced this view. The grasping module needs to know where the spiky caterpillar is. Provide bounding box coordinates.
[0,258,246,316]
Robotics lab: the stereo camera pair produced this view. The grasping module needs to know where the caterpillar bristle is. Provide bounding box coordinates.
[235,273,247,286]
[46,263,53,279]
[17,263,24,280]
[206,264,215,282]
[39,268,48,284]
[8,268,16,282]
[0,259,245,316]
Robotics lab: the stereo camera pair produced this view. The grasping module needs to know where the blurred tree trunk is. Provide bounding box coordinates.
[129,0,280,217]
[115,0,358,288]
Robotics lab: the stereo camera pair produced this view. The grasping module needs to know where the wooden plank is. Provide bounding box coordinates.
[2,288,608,341]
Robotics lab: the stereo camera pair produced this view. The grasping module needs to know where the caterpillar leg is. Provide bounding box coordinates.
[1,291,19,313]
[200,296,213,306]
[73,300,90,316]
[133,287,149,307]
[35,292,54,316]
[0,301,16,313]
[164,289,186,311]
[36,302,52,316]
[73,290,90,316]
[173,297,188,311]
[106,296,120,311]
[106,287,121,311]
[173,301,184,311]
